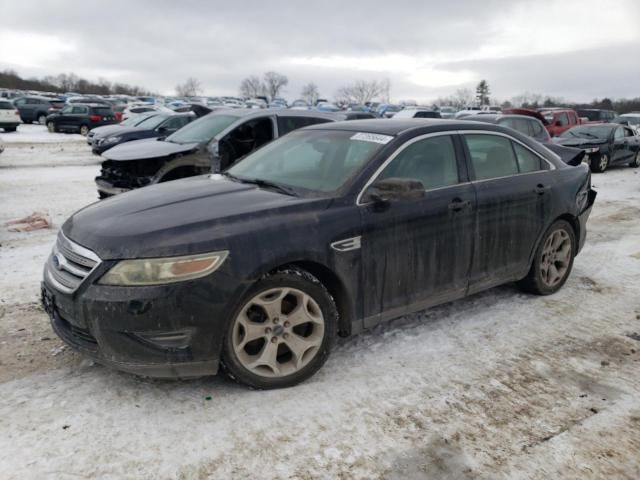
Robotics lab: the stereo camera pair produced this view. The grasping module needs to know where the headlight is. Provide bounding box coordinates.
[583,147,599,154]
[104,136,121,144]
[98,251,229,286]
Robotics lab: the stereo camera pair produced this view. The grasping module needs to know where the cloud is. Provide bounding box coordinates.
[1,0,638,102]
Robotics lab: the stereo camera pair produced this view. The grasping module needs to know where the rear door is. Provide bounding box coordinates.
[360,133,475,326]
[462,132,554,293]
[612,126,635,164]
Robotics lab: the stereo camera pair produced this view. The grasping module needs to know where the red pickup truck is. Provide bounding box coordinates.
[503,108,581,137]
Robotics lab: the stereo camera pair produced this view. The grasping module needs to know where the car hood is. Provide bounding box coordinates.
[63,175,326,259]
[91,125,127,137]
[552,137,608,148]
[101,126,144,138]
[102,137,199,161]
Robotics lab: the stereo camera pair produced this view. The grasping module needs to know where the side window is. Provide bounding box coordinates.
[14,98,25,106]
[614,127,624,140]
[623,127,634,137]
[72,106,87,114]
[465,134,519,180]
[277,116,331,136]
[513,143,544,173]
[557,113,569,126]
[163,117,188,130]
[378,135,459,190]
[530,120,545,138]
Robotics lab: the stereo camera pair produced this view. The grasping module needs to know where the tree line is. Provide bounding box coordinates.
[0,69,154,96]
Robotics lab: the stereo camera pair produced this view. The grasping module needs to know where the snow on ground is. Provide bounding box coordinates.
[0,123,85,144]
[0,130,639,479]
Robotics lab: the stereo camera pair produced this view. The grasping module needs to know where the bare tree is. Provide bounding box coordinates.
[239,75,264,98]
[176,77,202,97]
[300,82,319,105]
[263,71,288,99]
[334,80,384,106]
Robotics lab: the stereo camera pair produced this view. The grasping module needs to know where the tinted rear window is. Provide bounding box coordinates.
[0,101,14,110]
[92,107,114,115]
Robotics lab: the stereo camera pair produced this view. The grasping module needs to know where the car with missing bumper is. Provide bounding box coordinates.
[95,109,336,198]
[42,119,596,389]
[553,123,640,172]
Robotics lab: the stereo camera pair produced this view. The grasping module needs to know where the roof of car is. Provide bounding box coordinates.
[206,108,337,121]
[307,118,500,135]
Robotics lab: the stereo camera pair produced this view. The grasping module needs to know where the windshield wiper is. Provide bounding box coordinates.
[222,173,297,196]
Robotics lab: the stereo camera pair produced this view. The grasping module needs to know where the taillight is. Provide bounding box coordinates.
[89,114,101,122]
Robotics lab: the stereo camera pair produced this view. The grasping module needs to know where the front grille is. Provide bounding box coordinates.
[46,233,101,294]
[54,312,98,351]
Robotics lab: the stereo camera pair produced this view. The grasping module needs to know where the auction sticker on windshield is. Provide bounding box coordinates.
[350,132,394,144]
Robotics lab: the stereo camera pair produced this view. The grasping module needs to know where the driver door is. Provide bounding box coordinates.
[359,134,476,327]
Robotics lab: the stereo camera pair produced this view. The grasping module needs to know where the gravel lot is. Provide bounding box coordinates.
[1,125,639,479]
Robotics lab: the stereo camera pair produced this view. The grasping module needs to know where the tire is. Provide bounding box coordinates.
[4,127,16,132]
[629,151,640,168]
[79,125,89,136]
[37,114,47,125]
[47,121,57,133]
[221,267,337,389]
[590,153,609,173]
[518,219,576,295]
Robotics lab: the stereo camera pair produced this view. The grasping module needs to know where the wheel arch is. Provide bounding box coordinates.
[262,259,354,338]
[526,213,579,273]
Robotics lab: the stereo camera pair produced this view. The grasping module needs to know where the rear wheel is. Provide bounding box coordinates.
[47,121,57,133]
[37,114,47,125]
[4,127,16,132]
[629,152,640,168]
[590,153,609,173]
[518,220,576,295]
[222,268,337,389]
[79,125,89,136]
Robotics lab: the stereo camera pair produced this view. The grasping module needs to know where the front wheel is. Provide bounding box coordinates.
[222,268,337,389]
[518,220,576,295]
[590,153,609,173]
[79,125,89,136]
[47,121,56,133]
[37,114,47,125]
[629,152,640,168]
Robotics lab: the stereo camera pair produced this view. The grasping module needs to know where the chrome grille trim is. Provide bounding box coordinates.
[46,233,102,294]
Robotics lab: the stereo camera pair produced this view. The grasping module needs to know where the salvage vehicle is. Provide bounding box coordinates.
[502,108,580,138]
[46,103,116,135]
[0,99,20,132]
[13,96,65,124]
[553,124,640,172]
[92,113,194,155]
[42,119,596,389]
[95,109,336,198]
[612,113,640,134]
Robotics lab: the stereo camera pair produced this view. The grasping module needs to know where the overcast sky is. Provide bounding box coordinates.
[1,0,639,103]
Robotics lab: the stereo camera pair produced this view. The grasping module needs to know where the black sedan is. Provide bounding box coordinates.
[42,119,596,389]
[553,123,640,172]
[92,113,194,155]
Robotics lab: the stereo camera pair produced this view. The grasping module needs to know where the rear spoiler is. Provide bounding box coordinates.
[542,143,585,166]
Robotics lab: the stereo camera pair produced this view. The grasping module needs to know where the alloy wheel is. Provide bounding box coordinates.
[540,229,572,288]
[231,287,325,378]
[38,115,46,125]
[599,154,609,171]
[80,125,89,136]
[47,122,54,133]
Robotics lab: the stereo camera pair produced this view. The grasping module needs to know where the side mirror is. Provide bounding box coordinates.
[363,177,425,203]
[157,126,167,133]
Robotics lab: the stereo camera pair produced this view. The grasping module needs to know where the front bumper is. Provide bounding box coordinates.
[42,262,245,378]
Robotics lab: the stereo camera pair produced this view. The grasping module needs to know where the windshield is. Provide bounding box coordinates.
[136,115,169,129]
[166,114,238,144]
[125,114,154,126]
[227,129,388,194]
[560,125,612,140]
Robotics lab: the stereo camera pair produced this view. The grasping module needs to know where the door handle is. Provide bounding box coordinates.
[535,184,550,195]
[448,199,471,211]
